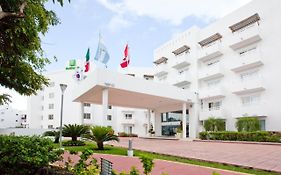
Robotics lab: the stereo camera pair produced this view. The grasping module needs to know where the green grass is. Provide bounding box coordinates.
[54,142,278,175]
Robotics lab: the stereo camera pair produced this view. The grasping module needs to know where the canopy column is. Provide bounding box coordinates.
[102,88,109,126]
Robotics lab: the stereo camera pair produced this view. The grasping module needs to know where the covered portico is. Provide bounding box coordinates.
[73,68,199,139]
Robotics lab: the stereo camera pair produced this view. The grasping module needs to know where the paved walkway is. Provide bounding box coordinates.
[109,137,281,172]
[59,152,248,175]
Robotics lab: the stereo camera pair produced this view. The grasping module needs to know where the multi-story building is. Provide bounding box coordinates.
[27,65,155,137]
[153,0,281,134]
[0,105,28,128]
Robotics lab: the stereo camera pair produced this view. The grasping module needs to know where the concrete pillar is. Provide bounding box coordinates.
[182,103,187,139]
[147,109,151,136]
[189,93,199,139]
[102,88,109,126]
[80,103,84,125]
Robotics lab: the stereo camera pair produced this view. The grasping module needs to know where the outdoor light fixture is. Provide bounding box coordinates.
[59,84,67,149]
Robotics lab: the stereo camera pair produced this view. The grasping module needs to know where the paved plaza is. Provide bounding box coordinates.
[109,137,281,172]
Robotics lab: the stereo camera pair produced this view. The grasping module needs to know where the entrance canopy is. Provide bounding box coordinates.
[73,68,194,110]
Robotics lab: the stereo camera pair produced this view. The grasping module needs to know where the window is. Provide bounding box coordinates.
[240,70,259,81]
[84,103,91,107]
[108,105,112,109]
[125,114,132,119]
[41,106,44,111]
[206,79,221,87]
[83,113,91,119]
[206,59,220,67]
[48,125,54,129]
[49,104,54,109]
[41,116,43,120]
[49,93,55,98]
[1,112,4,115]
[241,95,260,105]
[49,82,55,87]
[158,76,167,82]
[208,101,222,111]
[259,119,266,131]
[1,119,4,122]
[107,115,112,121]
[48,114,54,120]
[107,125,112,128]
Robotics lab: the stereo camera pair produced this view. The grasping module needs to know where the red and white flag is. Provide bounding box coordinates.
[120,44,130,68]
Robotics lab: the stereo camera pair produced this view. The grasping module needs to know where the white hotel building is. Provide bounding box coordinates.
[28,0,281,138]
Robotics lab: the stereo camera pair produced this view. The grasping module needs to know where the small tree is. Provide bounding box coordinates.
[236,117,260,132]
[203,117,225,131]
[62,124,89,141]
[43,130,60,143]
[83,126,119,150]
[140,156,154,175]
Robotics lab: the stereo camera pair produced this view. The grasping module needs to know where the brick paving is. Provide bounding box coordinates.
[109,137,281,172]
[59,152,248,175]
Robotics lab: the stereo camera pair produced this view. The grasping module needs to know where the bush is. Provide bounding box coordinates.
[0,135,62,175]
[62,140,86,146]
[118,132,138,137]
[199,131,281,142]
[140,155,154,175]
[43,130,60,143]
[203,117,226,132]
[236,117,260,132]
[62,124,89,141]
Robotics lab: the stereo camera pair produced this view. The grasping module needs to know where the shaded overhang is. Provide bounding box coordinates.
[73,68,194,110]
[172,45,190,56]
[229,13,260,33]
[198,33,222,47]
[153,57,168,65]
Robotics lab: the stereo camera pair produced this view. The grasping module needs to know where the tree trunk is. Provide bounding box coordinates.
[97,142,104,150]
[72,136,77,141]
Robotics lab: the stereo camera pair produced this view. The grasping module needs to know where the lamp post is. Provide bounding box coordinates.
[59,84,67,149]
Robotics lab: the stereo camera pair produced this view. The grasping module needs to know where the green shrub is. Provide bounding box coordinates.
[62,140,86,146]
[43,130,60,143]
[63,124,89,141]
[236,117,260,132]
[129,166,140,175]
[203,117,226,131]
[118,132,138,137]
[140,155,154,175]
[199,131,281,142]
[0,135,62,175]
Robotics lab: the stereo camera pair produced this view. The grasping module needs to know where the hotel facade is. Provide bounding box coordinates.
[27,0,281,138]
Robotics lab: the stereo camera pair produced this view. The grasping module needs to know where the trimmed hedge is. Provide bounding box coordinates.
[118,132,138,137]
[199,131,281,143]
[0,135,62,175]
[62,140,86,146]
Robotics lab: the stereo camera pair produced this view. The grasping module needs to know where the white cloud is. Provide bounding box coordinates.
[97,0,252,25]
[0,87,27,111]
[107,15,132,32]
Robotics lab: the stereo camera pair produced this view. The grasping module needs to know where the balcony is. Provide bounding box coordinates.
[171,54,191,70]
[229,24,262,50]
[232,79,265,95]
[199,87,225,100]
[121,118,135,125]
[172,71,192,87]
[198,43,223,62]
[231,51,263,72]
[199,108,226,121]
[232,103,267,118]
[198,64,224,80]
[154,63,168,77]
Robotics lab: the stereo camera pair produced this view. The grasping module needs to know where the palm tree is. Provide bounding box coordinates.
[62,124,89,141]
[43,130,60,143]
[83,126,119,150]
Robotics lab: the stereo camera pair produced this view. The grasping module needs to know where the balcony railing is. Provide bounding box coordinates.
[198,64,224,80]
[171,54,191,70]
[199,86,225,99]
[231,103,267,118]
[231,78,265,95]
[198,42,223,61]
[230,50,263,72]
[172,71,192,87]
[229,23,262,50]
[199,108,226,121]
[154,64,168,77]
[121,118,135,125]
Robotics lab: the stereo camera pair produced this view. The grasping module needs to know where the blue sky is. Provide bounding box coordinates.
[2,0,251,110]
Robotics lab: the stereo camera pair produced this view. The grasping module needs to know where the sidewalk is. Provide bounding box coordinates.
[109,137,281,172]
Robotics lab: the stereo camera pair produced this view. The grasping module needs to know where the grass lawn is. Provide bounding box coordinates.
[54,142,278,175]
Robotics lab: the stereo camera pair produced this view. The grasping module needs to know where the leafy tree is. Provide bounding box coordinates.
[203,117,226,132]
[62,124,89,141]
[43,130,60,143]
[140,155,154,175]
[83,126,119,150]
[0,0,69,104]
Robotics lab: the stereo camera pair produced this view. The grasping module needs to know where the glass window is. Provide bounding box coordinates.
[259,119,266,131]
[49,82,55,87]
[161,111,188,122]
[240,70,259,81]
[241,95,260,105]
[206,79,221,87]
[206,59,220,67]
[48,114,54,120]
[107,115,112,121]
[48,125,53,129]
[48,104,54,109]
[49,93,54,98]
[239,46,257,56]
[41,106,44,111]
[108,105,112,109]
[83,113,91,119]
[84,103,91,107]
[125,114,132,119]
[208,101,222,111]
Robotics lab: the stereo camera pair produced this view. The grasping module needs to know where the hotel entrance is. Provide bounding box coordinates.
[161,110,189,137]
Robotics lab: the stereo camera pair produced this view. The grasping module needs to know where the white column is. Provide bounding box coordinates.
[189,93,199,139]
[80,103,84,125]
[147,109,151,136]
[102,88,109,126]
[182,103,187,139]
